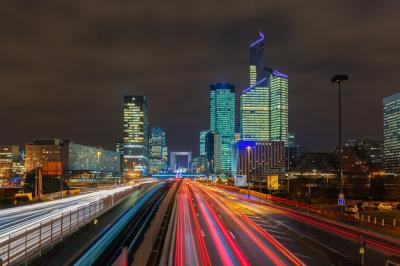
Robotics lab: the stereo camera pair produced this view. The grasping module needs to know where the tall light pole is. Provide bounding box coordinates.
[247,146,251,199]
[331,74,349,195]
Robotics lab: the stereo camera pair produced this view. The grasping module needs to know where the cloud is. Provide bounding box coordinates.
[0,0,399,153]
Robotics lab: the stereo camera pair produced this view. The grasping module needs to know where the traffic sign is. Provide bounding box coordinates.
[338,193,345,199]
[338,198,345,206]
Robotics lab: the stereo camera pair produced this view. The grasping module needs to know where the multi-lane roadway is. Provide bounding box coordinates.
[0,186,135,237]
[172,180,400,265]
[173,180,304,266]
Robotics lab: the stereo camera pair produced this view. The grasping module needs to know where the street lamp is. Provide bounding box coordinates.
[331,74,348,195]
[247,146,251,199]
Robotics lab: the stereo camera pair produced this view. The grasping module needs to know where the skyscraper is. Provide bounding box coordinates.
[123,96,149,177]
[115,140,124,174]
[269,69,289,144]
[210,82,235,175]
[199,130,209,156]
[234,140,285,183]
[383,92,400,174]
[149,127,168,174]
[249,32,266,86]
[240,77,270,141]
[240,32,288,146]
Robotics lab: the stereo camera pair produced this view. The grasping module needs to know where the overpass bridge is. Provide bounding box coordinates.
[151,173,206,179]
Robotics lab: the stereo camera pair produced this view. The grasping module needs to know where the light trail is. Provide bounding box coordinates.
[0,186,137,238]
[190,184,250,266]
[196,183,304,266]
[74,183,165,266]
[174,181,211,266]
[212,185,400,257]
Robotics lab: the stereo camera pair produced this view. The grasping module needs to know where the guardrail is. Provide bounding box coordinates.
[0,186,135,266]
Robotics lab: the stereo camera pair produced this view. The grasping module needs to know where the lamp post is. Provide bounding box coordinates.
[331,74,348,195]
[58,176,63,199]
[247,146,251,199]
[258,162,262,204]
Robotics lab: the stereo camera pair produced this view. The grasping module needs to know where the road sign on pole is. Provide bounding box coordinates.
[338,198,345,206]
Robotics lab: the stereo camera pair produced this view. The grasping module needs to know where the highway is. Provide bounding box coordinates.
[173,180,304,266]
[171,180,400,265]
[0,186,136,237]
[0,185,142,265]
[3,179,398,266]
[74,182,168,265]
[203,184,400,265]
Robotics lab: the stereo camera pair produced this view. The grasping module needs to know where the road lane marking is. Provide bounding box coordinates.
[229,231,236,240]
[269,235,295,242]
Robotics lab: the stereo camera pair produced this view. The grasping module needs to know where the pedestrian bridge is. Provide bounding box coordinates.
[151,173,206,179]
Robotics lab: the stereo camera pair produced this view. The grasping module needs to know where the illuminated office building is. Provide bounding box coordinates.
[210,82,235,175]
[0,145,23,184]
[249,31,266,86]
[383,92,400,174]
[123,96,149,177]
[234,140,285,183]
[199,130,209,156]
[240,32,288,146]
[25,139,118,184]
[25,139,63,174]
[149,127,168,174]
[269,69,289,145]
[240,77,270,141]
[115,140,124,174]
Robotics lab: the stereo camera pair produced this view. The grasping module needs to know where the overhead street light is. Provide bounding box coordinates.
[331,74,349,195]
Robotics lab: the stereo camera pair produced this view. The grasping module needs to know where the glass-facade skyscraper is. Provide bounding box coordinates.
[240,32,289,146]
[199,130,209,156]
[249,32,266,86]
[149,127,168,174]
[270,69,289,144]
[210,83,235,175]
[240,77,270,141]
[383,92,400,174]
[123,96,149,177]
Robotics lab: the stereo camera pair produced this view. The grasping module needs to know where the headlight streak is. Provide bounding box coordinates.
[197,183,304,266]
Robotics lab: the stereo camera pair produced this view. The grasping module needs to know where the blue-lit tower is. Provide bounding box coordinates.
[210,83,235,175]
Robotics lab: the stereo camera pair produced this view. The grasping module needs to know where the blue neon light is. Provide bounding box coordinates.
[74,184,164,265]
[249,31,265,48]
[235,140,256,150]
[272,69,288,79]
[152,173,205,178]
[242,76,267,94]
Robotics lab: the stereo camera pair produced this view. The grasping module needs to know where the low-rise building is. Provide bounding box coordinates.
[25,139,118,184]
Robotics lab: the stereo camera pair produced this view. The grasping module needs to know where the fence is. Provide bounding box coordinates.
[0,186,135,266]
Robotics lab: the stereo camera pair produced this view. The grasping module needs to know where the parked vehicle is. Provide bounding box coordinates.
[345,204,358,213]
[374,203,394,211]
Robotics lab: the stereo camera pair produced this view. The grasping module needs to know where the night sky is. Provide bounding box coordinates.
[0,1,399,153]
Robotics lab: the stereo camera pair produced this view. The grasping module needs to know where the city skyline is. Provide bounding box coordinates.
[0,1,399,153]
[0,2,400,265]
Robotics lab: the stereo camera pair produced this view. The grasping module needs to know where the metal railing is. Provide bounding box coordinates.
[0,187,134,266]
